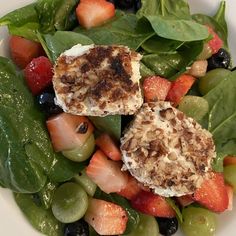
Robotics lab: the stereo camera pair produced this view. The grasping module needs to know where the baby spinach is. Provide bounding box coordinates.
[35,0,79,33]
[39,31,93,62]
[213,0,227,36]
[14,193,63,236]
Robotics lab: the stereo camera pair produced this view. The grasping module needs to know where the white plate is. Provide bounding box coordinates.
[0,1,235,235]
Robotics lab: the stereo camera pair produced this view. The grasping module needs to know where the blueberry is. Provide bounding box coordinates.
[156,217,178,236]
[134,0,142,11]
[64,219,89,236]
[117,0,135,9]
[107,0,117,5]
[37,92,62,117]
[207,48,231,71]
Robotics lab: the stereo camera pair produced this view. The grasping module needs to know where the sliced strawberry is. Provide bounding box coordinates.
[84,198,128,235]
[95,133,121,161]
[46,113,94,152]
[24,56,53,95]
[131,190,176,218]
[193,172,229,213]
[166,74,196,106]
[76,0,115,29]
[224,156,236,166]
[9,35,44,69]
[226,184,234,211]
[117,175,142,200]
[143,76,171,102]
[207,26,223,54]
[86,150,128,193]
[176,194,194,207]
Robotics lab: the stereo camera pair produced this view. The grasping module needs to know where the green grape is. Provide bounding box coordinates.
[182,206,217,236]
[126,213,159,236]
[178,95,209,121]
[52,182,88,223]
[74,170,97,197]
[199,68,231,95]
[224,165,236,193]
[62,134,95,162]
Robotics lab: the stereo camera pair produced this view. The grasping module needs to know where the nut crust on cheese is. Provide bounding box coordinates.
[120,102,216,197]
[53,44,143,116]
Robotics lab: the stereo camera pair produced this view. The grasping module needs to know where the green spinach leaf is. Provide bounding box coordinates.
[14,193,63,236]
[166,198,182,223]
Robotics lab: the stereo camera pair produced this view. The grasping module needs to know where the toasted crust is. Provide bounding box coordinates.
[120,102,216,197]
[53,44,143,116]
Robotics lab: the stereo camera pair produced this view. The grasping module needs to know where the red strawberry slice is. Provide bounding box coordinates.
[84,198,128,235]
[86,150,128,193]
[24,56,53,95]
[131,190,176,218]
[76,0,115,29]
[143,76,171,102]
[176,194,194,207]
[207,26,223,54]
[193,172,229,213]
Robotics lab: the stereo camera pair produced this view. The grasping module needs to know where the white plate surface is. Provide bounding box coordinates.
[0,0,235,235]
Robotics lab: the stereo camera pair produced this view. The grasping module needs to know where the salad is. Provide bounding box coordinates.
[0,0,236,236]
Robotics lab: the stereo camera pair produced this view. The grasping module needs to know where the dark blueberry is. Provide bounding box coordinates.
[207,48,231,71]
[117,0,135,9]
[134,0,142,11]
[107,0,117,5]
[121,115,134,131]
[64,219,89,236]
[37,92,62,117]
[156,217,178,236]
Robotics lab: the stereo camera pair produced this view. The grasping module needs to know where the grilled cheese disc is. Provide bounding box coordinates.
[53,44,143,116]
[120,102,216,197]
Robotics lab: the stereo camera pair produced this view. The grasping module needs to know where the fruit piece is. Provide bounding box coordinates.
[95,133,121,161]
[117,175,142,200]
[166,74,196,106]
[187,60,208,78]
[126,213,159,236]
[52,182,88,223]
[176,194,194,207]
[74,169,97,197]
[182,206,217,236]
[156,217,178,236]
[76,0,115,29]
[178,95,209,121]
[24,56,53,95]
[131,191,176,218]
[84,198,128,235]
[198,68,231,95]
[117,0,135,9]
[224,165,236,193]
[86,150,128,193]
[46,113,94,152]
[62,134,95,162]
[226,184,234,211]
[193,172,229,213]
[224,156,236,166]
[143,76,171,102]
[207,26,223,55]
[9,35,43,69]
[64,219,89,236]
[207,48,230,70]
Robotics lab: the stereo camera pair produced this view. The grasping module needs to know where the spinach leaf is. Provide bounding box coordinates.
[0,3,39,41]
[137,0,191,20]
[89,115,121,140]
[14,193,63,236]
[166,198,182,223]
[145,15,209,42]
[35,0,79,33]
[140,62,155,78]
[39,31,93,62]
[0,57,83,193]
[94,189,140,235]
[75,13,154,50]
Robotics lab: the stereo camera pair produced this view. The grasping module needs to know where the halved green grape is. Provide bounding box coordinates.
[178,95,209,121]
[182,206,217,236]
[74,170,97,197]
[224,165,236,193]
[199,68,231,95]
[52,182,88,223]
[126,213,159,236]
[62,134,95,162]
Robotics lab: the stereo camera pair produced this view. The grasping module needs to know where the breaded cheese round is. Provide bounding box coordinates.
[120,102,216,197]
[53,44,143,117]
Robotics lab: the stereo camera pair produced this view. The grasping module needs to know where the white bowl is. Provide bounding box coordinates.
[0,0,235,235]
